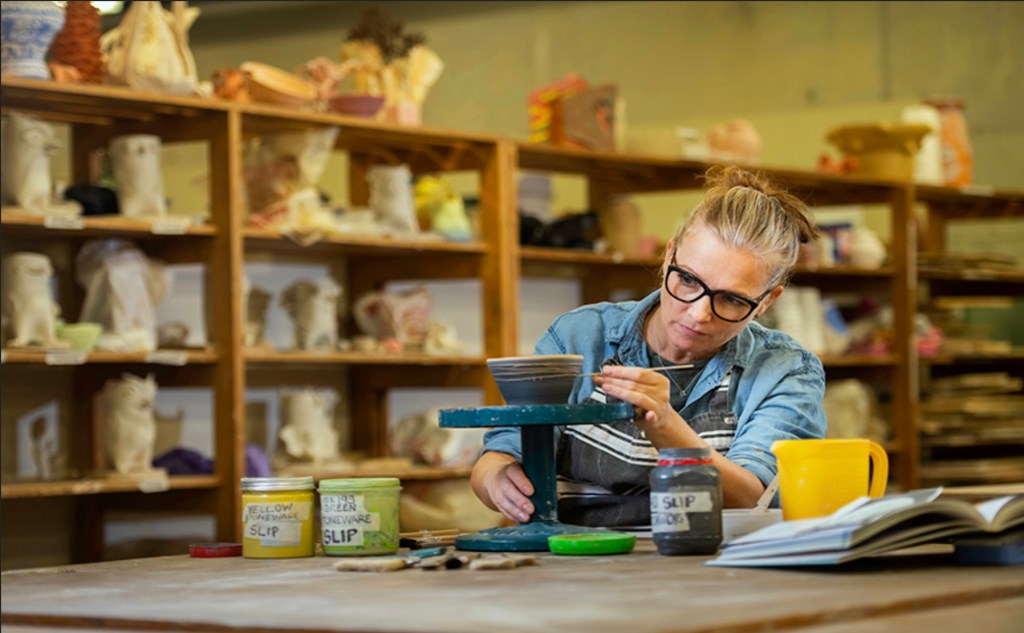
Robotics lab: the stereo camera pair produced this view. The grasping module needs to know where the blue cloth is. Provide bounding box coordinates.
[482,290,827,489]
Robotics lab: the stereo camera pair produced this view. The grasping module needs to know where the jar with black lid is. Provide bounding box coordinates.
[649,447,722,555]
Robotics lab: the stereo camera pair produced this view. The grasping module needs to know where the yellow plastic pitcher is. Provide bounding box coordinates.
[771,439,888,520]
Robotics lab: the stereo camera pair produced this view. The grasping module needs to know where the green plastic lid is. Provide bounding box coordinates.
[318,477,401,492]
[548,532,637,556]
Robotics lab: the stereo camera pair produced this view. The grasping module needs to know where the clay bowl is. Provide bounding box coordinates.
[327,94,386,118]
[240,61,317,109]
[487,354,583,405]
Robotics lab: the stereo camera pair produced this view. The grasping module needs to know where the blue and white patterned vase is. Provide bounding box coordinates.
[1,1,66,79]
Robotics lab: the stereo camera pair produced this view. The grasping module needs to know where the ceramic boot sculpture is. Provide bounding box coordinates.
[109,134,167,217]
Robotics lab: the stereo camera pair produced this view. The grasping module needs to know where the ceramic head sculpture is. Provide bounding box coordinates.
[109,134,167,217]
[279,277,341,351]
[367,164,417,233]
[277,387,340,464]
[1,252,66,349]
[102,373,158,474]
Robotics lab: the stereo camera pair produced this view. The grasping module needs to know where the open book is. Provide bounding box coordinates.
[706,487,1024,567]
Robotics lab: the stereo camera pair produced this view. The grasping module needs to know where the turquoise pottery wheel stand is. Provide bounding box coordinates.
[439,402,633,551]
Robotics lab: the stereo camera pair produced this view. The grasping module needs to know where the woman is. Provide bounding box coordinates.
[471,165,827,528]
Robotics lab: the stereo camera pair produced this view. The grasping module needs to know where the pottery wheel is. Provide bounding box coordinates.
[439,403,634,551]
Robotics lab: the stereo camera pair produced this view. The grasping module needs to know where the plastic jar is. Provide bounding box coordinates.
[649,447,722,555]
[240,476,315,559]
[318,477,401,556]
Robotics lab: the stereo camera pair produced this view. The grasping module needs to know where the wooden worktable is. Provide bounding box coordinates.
[2,542,1022,633]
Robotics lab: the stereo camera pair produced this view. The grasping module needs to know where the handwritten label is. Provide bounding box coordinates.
[321,494,380,547]
[145,351,188,366]
[650,491,714,533]
[44,215,83,230]
[244,501,312,547]
[151,217,191,235]
[45,350,88,365]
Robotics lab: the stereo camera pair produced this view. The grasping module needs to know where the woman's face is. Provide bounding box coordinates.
[656,225,781,362]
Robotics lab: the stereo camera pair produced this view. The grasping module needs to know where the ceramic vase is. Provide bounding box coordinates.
[279,277,341,351]
[109,135,168,218]
[0,1,65,79]
[0,112,58,213]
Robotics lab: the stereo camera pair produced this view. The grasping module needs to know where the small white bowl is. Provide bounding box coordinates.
[722,508,783,543]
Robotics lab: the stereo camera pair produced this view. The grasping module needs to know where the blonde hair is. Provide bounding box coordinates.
[676,165,818,287]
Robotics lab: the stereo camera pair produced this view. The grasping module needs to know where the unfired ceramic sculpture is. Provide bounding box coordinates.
[1,113,82,216]
[102,373,158,474]
[277,388,340,465]
[353,286,431,351]
[1,252,67,349]
[101,1,199,94]
[241,275,272,348]
[280,277,341,351]
[76,239,169,352]
[367,164,417,233]
[109,134,167,217]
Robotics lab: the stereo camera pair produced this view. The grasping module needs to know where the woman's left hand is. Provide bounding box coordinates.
[595,365,677,431]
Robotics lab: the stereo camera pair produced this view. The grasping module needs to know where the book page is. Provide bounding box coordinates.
[974,495,1024,529]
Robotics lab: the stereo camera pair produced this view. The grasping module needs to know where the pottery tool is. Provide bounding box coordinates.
[399,528,460,549]
[577,363,695,378]
[752,474,780,514]
[495,364,696,382]
[333,546,449,572]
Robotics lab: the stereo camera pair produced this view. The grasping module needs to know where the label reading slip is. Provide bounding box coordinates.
[45,350,88,365]
[321,494,380,547]
[244,501,312,547]
[44,215,84,230]
[151,217,191,235]
[145,351,188,366]
[650,491,714,533]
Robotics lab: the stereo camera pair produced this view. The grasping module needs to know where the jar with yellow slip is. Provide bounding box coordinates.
[241,476,316,558]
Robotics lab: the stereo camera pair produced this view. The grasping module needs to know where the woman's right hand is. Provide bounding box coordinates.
[469,451,535,524]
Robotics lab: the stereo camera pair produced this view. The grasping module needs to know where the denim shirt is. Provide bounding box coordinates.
[482,290,827,490]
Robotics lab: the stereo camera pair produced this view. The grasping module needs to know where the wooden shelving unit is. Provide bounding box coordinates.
[917,186,1024,487]
[3,78,1021,566]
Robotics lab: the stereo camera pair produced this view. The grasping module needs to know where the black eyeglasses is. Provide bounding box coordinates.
[664,251,771,323]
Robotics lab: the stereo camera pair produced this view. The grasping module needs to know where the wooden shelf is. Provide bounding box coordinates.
[277,466,473,483]
[2,348,219,365]
[1,210,215,238]
[520,246,661,268]
[916,183,1024,216]
[920,351,1024,365]
[0,475,220,499]
[819,354,898,367]
[243,227,488,257]
[244,349,486,366]
[919,267,1024,283]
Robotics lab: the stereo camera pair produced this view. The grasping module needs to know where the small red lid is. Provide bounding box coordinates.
[189,542,242,558]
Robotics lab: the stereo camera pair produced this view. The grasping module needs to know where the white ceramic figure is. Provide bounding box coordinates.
[280,277,341,351]
[76,239,170,352]
[277,388,340,464]
[109,135,167,217]
[102,373,158,474]
[1,252,66,348]
[848,227,887,269]
[1,113,81,216]
[241,275,272,348]
[243,127,339,230]
[352,286,431,350]
[367,164,417,233]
